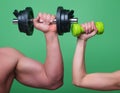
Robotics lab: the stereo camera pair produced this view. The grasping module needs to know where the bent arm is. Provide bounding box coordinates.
[72,39,120,90]
[15,32,63,90]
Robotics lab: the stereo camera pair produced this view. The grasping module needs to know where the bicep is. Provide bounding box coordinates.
[78,72,120,90]
[15,57,50,88]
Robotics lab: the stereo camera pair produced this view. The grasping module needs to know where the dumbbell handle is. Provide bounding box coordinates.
[12,18,78,24]
[71,22,104,37]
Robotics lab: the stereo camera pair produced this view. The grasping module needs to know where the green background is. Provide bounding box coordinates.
[0,0,120,93]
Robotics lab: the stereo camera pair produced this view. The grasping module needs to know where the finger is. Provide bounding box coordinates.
[50,15,55,23]
[91,21,97,34]
[91,21,94,31]
[33,14,42,25]
[93,21,97,31]
[33,13,40,22]
[45,14,51,24]
[33,17,38,23]
[38,13,42,17]
[85,23,89,34]
[40,13,47,23]
[36,13,45,23]
[88,22,92,33]
[45,14,54,24]
[91,30,97,36]
[81,24,87,33]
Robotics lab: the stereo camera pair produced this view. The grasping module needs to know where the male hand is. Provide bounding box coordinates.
[33,13,56,33]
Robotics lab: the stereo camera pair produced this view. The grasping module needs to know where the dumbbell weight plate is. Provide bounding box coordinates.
[27,7,34,35]
[60,9,66,34]
[56,7,72,35]
[64,10,70,33]
[61,10,70,33]
[56,7,63,35]
[18,7,34,35]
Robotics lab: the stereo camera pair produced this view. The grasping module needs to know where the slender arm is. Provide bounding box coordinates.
[72,39,120,90]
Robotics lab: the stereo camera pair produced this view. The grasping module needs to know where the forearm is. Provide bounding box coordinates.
[78,72,120,90]
[72,39,120,90]
[72,39,87,84]
[44,32,63,84]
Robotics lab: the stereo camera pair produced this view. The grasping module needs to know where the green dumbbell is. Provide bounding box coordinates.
[71,22,104,37]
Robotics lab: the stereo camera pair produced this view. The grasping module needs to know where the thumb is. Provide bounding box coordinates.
[87,30,97,38]
[33,16,39,24]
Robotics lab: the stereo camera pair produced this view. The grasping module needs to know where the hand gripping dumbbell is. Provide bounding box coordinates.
[71,22,104,37]
[12,6,78,36]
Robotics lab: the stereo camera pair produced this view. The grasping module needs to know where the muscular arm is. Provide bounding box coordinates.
[72,39,120,90]
[15,32,63,90]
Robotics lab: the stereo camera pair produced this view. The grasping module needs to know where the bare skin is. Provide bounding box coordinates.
[0,13,63,93]
[72,21,120,90]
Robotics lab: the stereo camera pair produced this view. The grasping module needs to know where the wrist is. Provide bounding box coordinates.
[44,32,58,43]
[77,38,87,48]
[44,31,57,37]
[77,38,87,43]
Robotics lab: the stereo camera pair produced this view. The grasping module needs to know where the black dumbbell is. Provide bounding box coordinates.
[12,6,78,36]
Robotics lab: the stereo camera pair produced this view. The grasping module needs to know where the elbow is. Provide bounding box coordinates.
[35,78,63,90]
[72,73,87,88]
[49,81,63,90]
[72,80,82,87]
[72,77,86,88]
[46,72,64,90]
[46,79,63,90]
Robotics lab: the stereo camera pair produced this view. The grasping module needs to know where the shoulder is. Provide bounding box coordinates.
[0,47,24,57]
[0,47,18,53]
